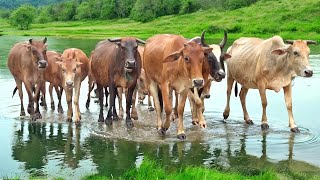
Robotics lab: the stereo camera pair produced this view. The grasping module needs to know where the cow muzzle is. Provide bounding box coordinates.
[124,59,136,72]
[38,60,48,69]
[214,69,225,82]
[192,78,204,88]
[304,69,313,77]
[66,81,74,88]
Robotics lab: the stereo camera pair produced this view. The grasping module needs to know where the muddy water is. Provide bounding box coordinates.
[0,36,320,179]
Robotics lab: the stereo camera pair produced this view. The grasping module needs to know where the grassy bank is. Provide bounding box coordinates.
[0,0,319,53]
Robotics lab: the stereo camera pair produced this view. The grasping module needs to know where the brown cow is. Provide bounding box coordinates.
[41,51,64,112]
[56,48,89,123]
[223,36,317,132]
[90,37,144,127]
[144,34,213,140]
[7,38,48,120]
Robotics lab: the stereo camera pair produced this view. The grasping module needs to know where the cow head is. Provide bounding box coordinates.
[271,40,317,77]
[163,41,212,88]
[27,37,48,69]
[56,57,82,88]
[108,37,145,73]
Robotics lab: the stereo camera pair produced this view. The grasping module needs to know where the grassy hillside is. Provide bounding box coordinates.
[0,0,319,52]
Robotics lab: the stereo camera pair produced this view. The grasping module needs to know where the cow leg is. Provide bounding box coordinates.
[149,81,163,134]
[86,79,94,109]
[125,86,135,128]
[177,91,188,140]
[97,84,104,122]
[105,87,109,107]
[49,83,55,110]
[33,83,42,119]
[131,88,138,120]
[65,89,73,122]
[24,81,36,120]
[258,87,269,130]
[283,83,299,132]
[188,93,199,125]
[161,82,172,131]
[106,83,117,125]
[193,89,206,128]
[223,73,235,122]
[73,80,81,124]
[117,87,124,119]
[57,86,63,113]
[147,95,154,111]
[15,79,26,116]
[40,82,47,110]
[170,90,178,121]
[239,87,253,124]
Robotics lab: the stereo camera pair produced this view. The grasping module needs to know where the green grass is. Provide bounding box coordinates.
[1,0,320,54]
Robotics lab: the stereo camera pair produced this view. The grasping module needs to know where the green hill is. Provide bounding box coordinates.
[0,0,319,52]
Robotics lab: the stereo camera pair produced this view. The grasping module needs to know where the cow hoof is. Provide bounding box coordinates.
[148,106,155,111]
[98,117,104,122]
[51,105,55,110]
[261,123,269,130]
[138,100,143,105]
[177,133,186,140]
[27,105,31,114]
[67,117,72,122]
[246,120,254,125]
[222,119,227,124]
[43,105,47,110]
[58,108,63,113]
[131,113,138,120]
[126,120,134,128]
[223,113,229,120]
[85,102,90,109]
[75,121,81,126]
[290,127,300,133]
[35,113,42,119]
[199,123,207,128]
[105,118,113,125]
[94,99,99,103]
[40,102,44,106]
[158,128,166,136]
[20,111,26,116]
[192,119,199,125]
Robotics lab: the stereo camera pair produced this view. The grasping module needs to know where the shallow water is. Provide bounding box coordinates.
[0,36,320,179]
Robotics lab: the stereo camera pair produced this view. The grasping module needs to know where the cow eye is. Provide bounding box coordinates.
[293,51,299,56]
[184,56,189,62]
[73,68,76,73]
[62,69,66,72]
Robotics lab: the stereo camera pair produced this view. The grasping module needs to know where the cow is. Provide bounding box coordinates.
[56,48,89,123]
[90,37,144,127]
[7,38,48,120]
[186,31,231,126]
[41,51,64,112]
[143,34,213,140]
[223,36,317,132]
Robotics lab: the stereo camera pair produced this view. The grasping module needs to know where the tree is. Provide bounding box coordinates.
[9,5,36,30]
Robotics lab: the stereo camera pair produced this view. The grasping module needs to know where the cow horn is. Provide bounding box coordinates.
[200,30,206,45]
[108,38,121,43]
[219,30,227,49]
[43,37,47,44]
[285,40,294,45]
[136,38,146,45]
[306,40,317,45]
[29,39,33,44]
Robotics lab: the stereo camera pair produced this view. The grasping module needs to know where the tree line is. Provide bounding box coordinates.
[1,0,258,29]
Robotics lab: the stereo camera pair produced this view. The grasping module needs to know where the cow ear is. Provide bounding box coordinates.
[202,47,213,54]
[43,37,47,44]
[271,48,288,55]
[115,42,122,48]
[222,53,232,60]
[163,51,182,63]
[29,39,33,44]
[76,62,83,68]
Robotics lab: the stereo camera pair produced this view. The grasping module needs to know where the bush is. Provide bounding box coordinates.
[9,5,36,30]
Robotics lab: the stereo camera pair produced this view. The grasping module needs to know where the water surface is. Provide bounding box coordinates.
[1,36,320,179]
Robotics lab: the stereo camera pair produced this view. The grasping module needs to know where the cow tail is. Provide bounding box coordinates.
[234,82,238,97]
[12,86,18,98]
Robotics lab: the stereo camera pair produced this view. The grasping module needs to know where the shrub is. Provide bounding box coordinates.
[9,5,36,30]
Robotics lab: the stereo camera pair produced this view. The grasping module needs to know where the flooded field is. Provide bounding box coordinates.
[0,36,320,179]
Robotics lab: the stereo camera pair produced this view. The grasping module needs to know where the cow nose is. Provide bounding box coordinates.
[38,60,48,68]
[192,79,204,87]
[218,69,225,79]
[66,81,73,87]
[304,70,313,77]
[204,94,210,99]
[125,60,136,68]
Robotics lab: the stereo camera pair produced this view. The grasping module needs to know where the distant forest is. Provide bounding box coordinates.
[0,0,258,23]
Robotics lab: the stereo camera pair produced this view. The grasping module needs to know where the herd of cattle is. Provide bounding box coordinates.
[7,31,317,140]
